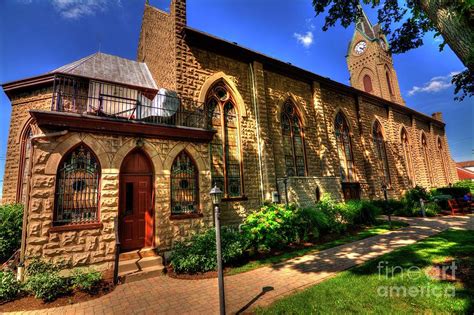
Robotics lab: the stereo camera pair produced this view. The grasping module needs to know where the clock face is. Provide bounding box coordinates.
[354,41,367,55]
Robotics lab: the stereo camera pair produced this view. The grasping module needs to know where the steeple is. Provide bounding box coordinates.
[346,6,405,105]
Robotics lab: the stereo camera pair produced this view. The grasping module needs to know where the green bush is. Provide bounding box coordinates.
[0,270,23,303]
[424,203,442,217]
[293,207,330,241]
[241,204,298,251]
[71,269,102,294]
[435,187,470,199]
[26,271,71,302]
[26,259,60,276]
[344,200,380,226]
[0,204,23,262]
[453,180,474,194]
[403,186,429,206]
[313,196,347,234]
[170,227,247,274]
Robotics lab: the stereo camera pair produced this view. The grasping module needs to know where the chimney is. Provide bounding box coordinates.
[431,112,443,121]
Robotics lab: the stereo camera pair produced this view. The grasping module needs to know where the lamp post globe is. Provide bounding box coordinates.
[210,184,223,205]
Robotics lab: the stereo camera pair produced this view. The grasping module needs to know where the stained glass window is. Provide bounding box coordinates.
[335,112,355,182]
[55,144,100,225]
[401,128,414,186]
[207,83,242,197]
[438,138,449,184]
[363,75,373,93]
[171,151,199,214]
[372,120,391,186]
[281,101,306,177]
[18,125,33,204]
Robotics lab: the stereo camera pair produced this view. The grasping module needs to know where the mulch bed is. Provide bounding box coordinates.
[0,273,115,312]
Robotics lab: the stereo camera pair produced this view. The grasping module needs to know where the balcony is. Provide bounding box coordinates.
[30,75,215,142]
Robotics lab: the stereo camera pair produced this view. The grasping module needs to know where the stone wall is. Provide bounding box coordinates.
[277,177,343,208]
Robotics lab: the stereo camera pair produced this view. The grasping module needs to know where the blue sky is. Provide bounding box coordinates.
[0,0,472,196]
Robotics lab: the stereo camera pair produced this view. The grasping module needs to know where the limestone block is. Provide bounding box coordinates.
[78,229,101,237]
[86,237,98,251]
[32,176,55,189]
[68,245,85,253]
[72,253,90,266]
[28,222,41,237]
[28,236,48,245]
[30,200,43,213]
[60,232,77,246]
[43,247,65,256]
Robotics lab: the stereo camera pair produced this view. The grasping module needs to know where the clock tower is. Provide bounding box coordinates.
[347,8,404,105]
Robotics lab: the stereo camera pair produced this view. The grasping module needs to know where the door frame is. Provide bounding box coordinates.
[118,149,155,252]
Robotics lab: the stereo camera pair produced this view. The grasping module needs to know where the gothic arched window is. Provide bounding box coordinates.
[281,101,306,177]
[17,124,33,204]
[401,128,414,186]
[363,75,373,93]
[386,71,393,95]
[437,138,449,184]
[207,83,243,197]
[54,144,100,226]
[171,151,199,214]
[421,133,434,186]
[372,120,391,185]
[335,112,355,182]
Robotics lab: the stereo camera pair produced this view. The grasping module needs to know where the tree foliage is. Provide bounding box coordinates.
[312,0,474,101]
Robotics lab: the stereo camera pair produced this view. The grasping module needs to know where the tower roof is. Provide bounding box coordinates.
[355,6,380,40]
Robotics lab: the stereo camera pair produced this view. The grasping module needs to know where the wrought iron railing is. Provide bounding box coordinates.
[51,75,209,130]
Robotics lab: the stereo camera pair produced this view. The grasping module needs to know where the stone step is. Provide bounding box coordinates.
[118,255,164,279]
[119,248,158,260]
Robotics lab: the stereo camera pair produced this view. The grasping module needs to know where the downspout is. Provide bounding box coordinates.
[18,129,68,281]
[249,62,265,203]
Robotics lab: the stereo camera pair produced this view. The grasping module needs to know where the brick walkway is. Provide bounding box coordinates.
[9,215,473,315]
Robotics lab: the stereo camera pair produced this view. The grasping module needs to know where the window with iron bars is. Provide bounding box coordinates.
[171,151,199,214]
[54,144,100,226]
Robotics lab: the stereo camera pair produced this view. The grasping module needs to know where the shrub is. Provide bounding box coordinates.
[26,259,60,276]
[293,207,330,241]
[0,204,23,262]
[435,187,470,199]
[403,186,429,206]
[170,227,247,274]
[71,269,102,294]
[0,270,23,303]
[26,271,71,302]
[453,180,474,194]
[424,203,442,217]
[313,196,346,234]
[241,204,298,251]
[344,200,380,226]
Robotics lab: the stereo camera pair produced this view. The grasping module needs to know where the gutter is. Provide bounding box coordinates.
[17,130,68,281]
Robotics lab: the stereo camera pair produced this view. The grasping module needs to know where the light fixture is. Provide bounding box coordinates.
[210,184,223,205]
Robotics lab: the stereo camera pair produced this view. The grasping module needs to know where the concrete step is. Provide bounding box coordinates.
[118,255,163,274]
[119,248,157,260]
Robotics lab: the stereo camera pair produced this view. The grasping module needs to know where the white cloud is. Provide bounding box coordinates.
[18,0,120,19]
[294,31,314,48]
[408,71,461,96]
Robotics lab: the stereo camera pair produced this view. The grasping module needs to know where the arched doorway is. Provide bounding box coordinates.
[119,149,154,251]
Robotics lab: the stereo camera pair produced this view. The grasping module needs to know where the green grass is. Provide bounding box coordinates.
[227,220,408,276]
[257,229,474,314]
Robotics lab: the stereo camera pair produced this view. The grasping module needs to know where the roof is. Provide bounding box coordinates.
[355,6,380,41]
[2,52,158,97]
[51,52,157,90]
[457,160,474,168]
[456,167,474,180]
[184,27,445,127]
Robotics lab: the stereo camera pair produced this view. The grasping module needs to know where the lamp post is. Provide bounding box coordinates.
[283,177,289,207]
[382,183,392,229]
[210,185,225,315]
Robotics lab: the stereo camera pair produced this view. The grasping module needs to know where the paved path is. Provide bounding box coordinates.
[9,215,473,315]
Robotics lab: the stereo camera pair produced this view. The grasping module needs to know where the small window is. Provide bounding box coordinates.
[363,75,373,93]
[401,128,414,186]
[422,133,434,186]
[438,138,450,184]
[335,112,355,182]
[125,182,134,216]
[386,71,393,95]
[54,144,100,226]
[17,125,33,204]
[171,151,199,214]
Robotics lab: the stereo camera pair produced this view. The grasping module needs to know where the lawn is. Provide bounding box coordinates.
[257,229,474,314]
[227,220,408,276]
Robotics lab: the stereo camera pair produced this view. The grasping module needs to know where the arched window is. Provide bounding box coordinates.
[171,151,199,214]
[363,75,373,93]
[17,124,33,204]
[421,133,434,186]
[372,120,391,185]
[281,101,306,177]
[437,138,449,184]
[207,82,242,197]
[54,144,100,226]
[334,112,355,182]
[386,71,393,95]
[401,128,414,186]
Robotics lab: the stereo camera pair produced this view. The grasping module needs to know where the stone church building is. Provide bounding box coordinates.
[1,0,457,270]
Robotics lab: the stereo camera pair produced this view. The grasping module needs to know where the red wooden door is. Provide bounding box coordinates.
[119,149,154,252]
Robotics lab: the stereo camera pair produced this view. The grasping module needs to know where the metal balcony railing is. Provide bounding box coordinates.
[51,75,209,130]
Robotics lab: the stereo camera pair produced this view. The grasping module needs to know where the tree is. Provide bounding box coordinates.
[312,0,473,101]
